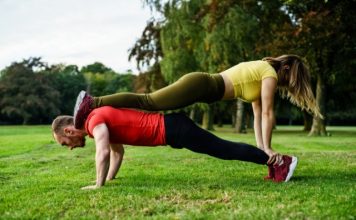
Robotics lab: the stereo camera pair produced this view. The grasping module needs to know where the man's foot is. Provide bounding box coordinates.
[73,90,93,129]
[273,155,298,182]
[264,165,274,180]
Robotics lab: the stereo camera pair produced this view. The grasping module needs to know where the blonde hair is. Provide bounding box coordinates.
[52,115,74,136]
[263,54,323,118]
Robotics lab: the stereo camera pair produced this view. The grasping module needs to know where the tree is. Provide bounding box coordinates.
[156,0,289,131]
[48,64,87,115]
[133,63,166,93]
[81,62,112,74]
[128,19,163,71]
[128,18,167,93]
[142,0,356,132]
[81,62,137,97]
[280,0,356,135]
[0,58,60,124]
[106,73,137,93]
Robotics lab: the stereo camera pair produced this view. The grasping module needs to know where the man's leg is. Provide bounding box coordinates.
[164,113,269,165]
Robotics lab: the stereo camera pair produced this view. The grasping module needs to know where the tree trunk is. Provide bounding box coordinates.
[231,114,236,128]
[217,117,223,127]
[202,105,215,131]
[303,110,313,131]
[235,99,246,133]
[231,102,236,128]
[309,72,327,136]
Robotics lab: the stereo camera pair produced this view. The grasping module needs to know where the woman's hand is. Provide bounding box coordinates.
[265,148,283,165]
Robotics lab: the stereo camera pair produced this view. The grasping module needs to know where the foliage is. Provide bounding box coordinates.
[128,19,163,71]
[0,1,355,126]
[146,0,292,130]
[159,0,203,82]
[0,125,355,218]
[273,0,356,133]
[155,0,290,76]
[133,63,167,93]
[0,58,136,124]
[127,18,167,93]
[142,0,356,130]
[0,58,60,124]
[48,64,87,115]
[80,62,113,74]
[82,70,136,97]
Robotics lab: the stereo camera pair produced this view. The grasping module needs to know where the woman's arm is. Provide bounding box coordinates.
[252,99,264,150]
[261,77,282,165]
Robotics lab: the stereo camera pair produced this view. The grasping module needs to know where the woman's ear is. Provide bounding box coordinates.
[283,65,290,70]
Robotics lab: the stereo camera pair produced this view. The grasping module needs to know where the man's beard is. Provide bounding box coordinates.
[80,137,86,147]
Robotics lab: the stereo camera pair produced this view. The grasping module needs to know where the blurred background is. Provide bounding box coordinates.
[0,0,355,136]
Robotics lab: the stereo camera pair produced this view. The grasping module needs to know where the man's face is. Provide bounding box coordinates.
[53,126,86,150]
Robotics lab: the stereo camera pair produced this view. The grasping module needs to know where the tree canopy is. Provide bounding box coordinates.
[0,0,355,128]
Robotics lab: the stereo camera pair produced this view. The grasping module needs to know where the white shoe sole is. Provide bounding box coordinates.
[73,90,86,117]
[285,156,298,182]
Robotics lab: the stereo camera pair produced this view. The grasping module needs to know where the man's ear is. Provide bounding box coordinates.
[63,127,74,136]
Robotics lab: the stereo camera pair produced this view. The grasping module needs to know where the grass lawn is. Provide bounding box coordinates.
[0,125,355,219]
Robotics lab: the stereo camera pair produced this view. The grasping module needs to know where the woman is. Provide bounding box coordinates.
[73,54,321,166]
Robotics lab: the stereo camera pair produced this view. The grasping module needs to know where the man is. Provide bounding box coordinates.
[52,106,297,189]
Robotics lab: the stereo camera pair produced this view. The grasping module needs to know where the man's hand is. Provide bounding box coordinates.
[81,185,99,190]
[265,148,282,165]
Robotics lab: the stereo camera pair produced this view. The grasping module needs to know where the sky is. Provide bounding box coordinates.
[0,0,153,73]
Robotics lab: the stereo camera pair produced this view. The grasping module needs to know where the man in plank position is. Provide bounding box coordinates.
[52,106,297,189]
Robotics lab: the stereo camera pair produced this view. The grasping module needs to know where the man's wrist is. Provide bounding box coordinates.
[106,176,114,181]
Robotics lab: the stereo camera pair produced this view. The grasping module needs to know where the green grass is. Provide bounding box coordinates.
[0,125,355,219]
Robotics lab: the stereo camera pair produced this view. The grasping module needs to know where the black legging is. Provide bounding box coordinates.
[164,113,269,165]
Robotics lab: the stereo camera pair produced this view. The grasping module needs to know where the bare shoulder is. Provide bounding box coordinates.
[262,77,277,93]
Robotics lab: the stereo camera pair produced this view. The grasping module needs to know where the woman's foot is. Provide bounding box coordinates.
[273,155,298,182]
[264,165,274,180]
[73,90,94,129]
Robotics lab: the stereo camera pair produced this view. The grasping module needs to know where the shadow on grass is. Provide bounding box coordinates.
[293,172,356,183]
[0,173,12,183]
[105,174,256,189]
[102,171,356,191]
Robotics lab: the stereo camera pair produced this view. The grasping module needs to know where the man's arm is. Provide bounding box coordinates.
[82,123,110,190]
[106,143,124,181]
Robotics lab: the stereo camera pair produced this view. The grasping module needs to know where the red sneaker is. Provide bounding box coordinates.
[273,155,298,182]
[264,165,274,180]
[73,91,93,129]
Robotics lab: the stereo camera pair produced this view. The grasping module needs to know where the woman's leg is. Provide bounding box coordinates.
[94,72,225,111]
[164,113,269,165]
[74,72,224,129]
